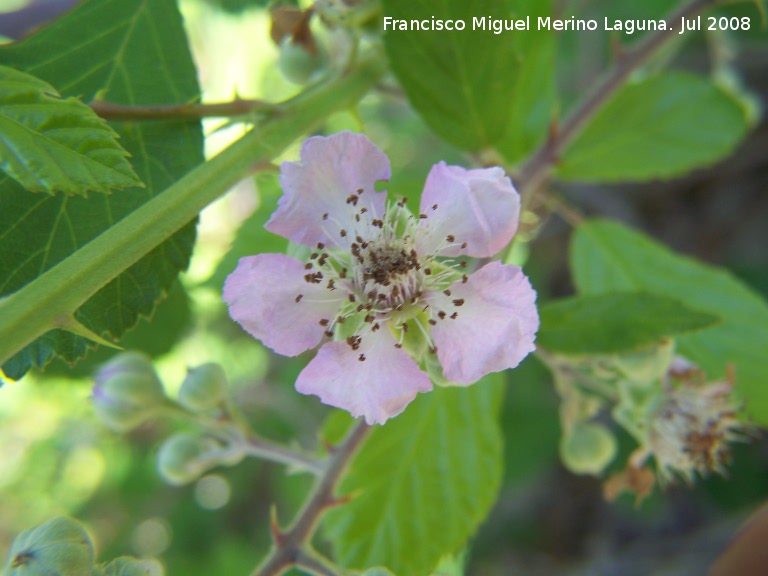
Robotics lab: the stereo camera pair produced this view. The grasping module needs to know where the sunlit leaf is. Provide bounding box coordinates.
[0,65,141,196]
[323,377,503,576]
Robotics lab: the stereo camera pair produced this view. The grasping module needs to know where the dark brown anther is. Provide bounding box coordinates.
[304,262,313,270]
[372,323,380,331]
[357,188,364,194]
[419,213,428,219]
[304,274,312,283]
[446,234,455,242]
[336,316,346,324]
[401,322,408,332]
[317,254,328,266]
[372,219,383,228]
[462,274,468,283]
[340,229,347,238]
[438,311,446,319]
[295,294,303,303]
[367,290,376,300]
[443,289,452,296]
[348,293,356,303]
[364,314,375,323]
[360,207,368,213]
[319,318,330,326]
[429,346,438,354]
[322,213,329,220]
[339,268,347,278]
[450,312,458,319]
[317,242,325,249]
[428,319,437,326]
[394,342,403,349]
[347,335,362,350]
[432,203,438,210]
[358,353,366,362]
[425,268,432,275]
[324,330,334,337]
[452,298,465,307]
[327,279,335,290]
[355,214,360,222]
[461,242,467,249]
[356,235,364,244]
[357,304,365,312]
[460,260,467,268]
[346,194,359,206]
[310,252,319,260]
[361,241,368,249]
[377,294,387,301]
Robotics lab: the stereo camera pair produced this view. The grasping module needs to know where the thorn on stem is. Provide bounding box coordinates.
[270,505,286,546]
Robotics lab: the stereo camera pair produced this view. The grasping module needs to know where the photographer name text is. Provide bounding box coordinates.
[383,15,752,35]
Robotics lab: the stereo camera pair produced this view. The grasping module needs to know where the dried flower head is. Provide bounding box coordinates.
[223,132,538,424]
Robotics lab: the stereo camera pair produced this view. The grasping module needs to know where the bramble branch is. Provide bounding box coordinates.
[252,420,371,576]
[89,98,278,120]
[516,0,715,201]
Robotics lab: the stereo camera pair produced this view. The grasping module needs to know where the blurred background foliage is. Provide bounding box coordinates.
[0,0,767,574]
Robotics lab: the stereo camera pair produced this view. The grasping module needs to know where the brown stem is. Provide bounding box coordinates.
[89,98,278,121]
[251,420,371,576]
[516,0,715,202]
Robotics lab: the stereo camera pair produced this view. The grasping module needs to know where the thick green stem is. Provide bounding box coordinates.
[0,54,386,370]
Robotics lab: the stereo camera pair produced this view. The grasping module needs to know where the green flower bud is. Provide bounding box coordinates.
[92,352,167,432]
[157,433,242,486]
[560,422,617,476]
[612,339,675,384]
[103,556,163,576]
[5,517,95,576]
[178,363,228,412]
[278,40,327,85]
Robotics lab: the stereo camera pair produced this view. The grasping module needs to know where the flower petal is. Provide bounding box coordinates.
[296,327,432,424]
[223,254,345,356]
[417,162,520,258]
[266,131,390,247]
[429,261,538,384]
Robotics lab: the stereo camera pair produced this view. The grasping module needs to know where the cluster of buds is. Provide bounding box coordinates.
[2,517,162,576]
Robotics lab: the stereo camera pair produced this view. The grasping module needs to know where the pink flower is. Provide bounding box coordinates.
[223,132,538,424]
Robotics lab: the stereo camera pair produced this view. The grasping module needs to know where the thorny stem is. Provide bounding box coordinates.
[89,98,278,120]
[515,0,715,205]
[251,420,371,576]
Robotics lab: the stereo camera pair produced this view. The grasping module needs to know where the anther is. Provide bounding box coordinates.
[432,204,438,210]
[419,213,428,219]
[461,242,467,249]
[401,322,408,332]
[340,229,347,238]
[428,319,437,326]
[425,268,432,275]
[364,314,375,323]
[452,298,465,307]
[327,279,335,290]
[438,311,446,319]
[462,274,468,283]
[319,319,330,326]
[460,260,467,268]
[429,346,438,354]
[450,312,458,319]
[443,289,452,296]
[317,242,325,249]
[322,213,328,220]
[358,353,366,362]
[394,343,403,349]
[295,294,303,303]
[304,262,313,270]
[446,234,455,242]
[339,268,347,278]
[346,194,359,206]
[336,316,346,324]
[324,330,334,337]
[348,294,356,303]
[310,253,318,260]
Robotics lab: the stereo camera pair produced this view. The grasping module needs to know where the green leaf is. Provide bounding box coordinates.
[556,73,749,182]
[0,0,203,379]
[324,377,504,576]
[0,65,141,196]
[538,292,720,355]
[382,0,521,151]
[495,0,557,164]
[571,219,768,424]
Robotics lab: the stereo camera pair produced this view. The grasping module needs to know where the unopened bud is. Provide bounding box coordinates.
[178,363,228,412]
[91,352,166,431]
[278,39,327,85]
[157,433,242,486]
[103,556,163,576]
[4,516,95,576]
[560,422,617,476]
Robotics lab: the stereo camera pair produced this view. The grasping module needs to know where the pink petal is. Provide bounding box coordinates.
[223,254,345,356]
[296,327,432,424]
[429,261,538,384]
[266,132,390,247]
[417,162,520,258]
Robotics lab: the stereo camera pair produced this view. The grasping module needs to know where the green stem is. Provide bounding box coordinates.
[0,53,385,370]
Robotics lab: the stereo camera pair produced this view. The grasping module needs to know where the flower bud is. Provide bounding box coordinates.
[278,39,327,85]
[178,363,228,412]
[92,352,167,432]
[612,339,675,384]
[157,433,242,486]
[103,557,163,576]
[560,422,617,476]
[4,516,95,576]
